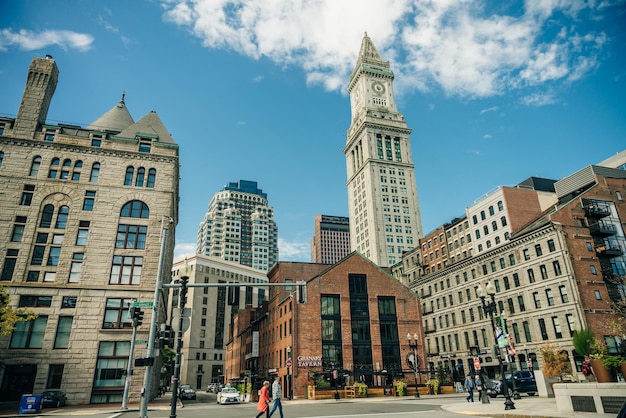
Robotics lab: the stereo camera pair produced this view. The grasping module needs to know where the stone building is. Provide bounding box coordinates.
[197,180,278,272]
[0,56,179,404]
[310,215,351,264]
[169,254,267,389]
[402,163,626,381]
[344,35,423,267]
[225,253,426,399]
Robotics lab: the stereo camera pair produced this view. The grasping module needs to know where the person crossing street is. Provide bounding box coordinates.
[269,375,284,418]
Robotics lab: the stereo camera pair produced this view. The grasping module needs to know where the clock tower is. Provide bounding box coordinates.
[344,34,423,267]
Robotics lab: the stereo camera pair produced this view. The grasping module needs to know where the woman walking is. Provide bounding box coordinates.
[255,380,271,418]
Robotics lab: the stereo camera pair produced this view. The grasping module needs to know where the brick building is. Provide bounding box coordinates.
[225,253,426,398]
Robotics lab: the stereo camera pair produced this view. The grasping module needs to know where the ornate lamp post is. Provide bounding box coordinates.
[407,333,420,398]
[476,282,515,410]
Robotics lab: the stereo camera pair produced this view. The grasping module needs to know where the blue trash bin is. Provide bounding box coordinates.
[19,394,42,415]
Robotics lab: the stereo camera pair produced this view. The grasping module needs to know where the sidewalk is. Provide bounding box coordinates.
[440,395,616,418]
[0,393,618,418]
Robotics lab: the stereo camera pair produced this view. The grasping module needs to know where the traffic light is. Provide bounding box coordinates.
[228,285,240,306]
[297,281,307,304]
[159,324,173,348]
[133,308,144,326]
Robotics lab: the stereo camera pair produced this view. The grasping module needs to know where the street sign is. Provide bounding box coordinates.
[286,359,292,368]
[473,357,481,370]
[133,301,153,308]
[527,360,532,368]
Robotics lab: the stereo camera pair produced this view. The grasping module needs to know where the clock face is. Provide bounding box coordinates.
[372,81,385,94]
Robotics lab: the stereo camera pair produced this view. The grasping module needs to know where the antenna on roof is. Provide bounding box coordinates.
[120,91,126,104]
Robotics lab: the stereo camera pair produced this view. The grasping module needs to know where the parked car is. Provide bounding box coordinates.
[41,390,67,408]
[487,370,537,398]
[217,387,240,405]
[206,383,222,393]
[179,387,197,400]
[617,400,626,418]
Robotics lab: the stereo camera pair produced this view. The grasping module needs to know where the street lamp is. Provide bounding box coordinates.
[476,282,515,410]
[522,345,533,374]
[470,346,489,404]
[500,310,521,400]
[407,333,420,398]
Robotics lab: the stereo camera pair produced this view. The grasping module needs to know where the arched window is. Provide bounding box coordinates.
[146,168,156,188]
[90,162,100,183]
[72,160,83,181]
[501,216,508,227]
[124,166,134,186]
[40,204,55,227]
[55,206,70,229]
[48,158,60,178]
[60,159,72,180]
[136,167,145,187]
[30,156,42,177]
[121,200,149,219]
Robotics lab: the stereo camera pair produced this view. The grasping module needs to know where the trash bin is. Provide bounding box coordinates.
[19,394,43,415]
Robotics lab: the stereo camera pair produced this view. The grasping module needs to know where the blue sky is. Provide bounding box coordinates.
[1,0,625,262]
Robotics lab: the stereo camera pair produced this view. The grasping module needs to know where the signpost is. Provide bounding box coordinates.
[473,357,481,371]
[133,301,153,308]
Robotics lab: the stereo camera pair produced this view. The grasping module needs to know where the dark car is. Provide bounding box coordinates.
[487,370,537,398]
[180,388,196,400]
[617,401,626,418]
[41,390,67,408]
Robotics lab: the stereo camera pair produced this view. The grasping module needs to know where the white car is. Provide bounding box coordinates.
[217,387,240,405]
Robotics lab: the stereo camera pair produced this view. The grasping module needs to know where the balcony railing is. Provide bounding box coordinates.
[589,221,616,236]
[585,204,610,218]
[595,246,623,258]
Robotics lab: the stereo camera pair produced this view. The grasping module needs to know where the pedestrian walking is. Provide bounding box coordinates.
[269,376,284,418]
[475,375,483,401]
[255,380,271,418]
[464,374,475,402]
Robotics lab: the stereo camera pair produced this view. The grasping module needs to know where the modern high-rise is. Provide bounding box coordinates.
[310,215,351,264]
[0,56,179,404]
[344,34,423,267]
[197,180,278,272]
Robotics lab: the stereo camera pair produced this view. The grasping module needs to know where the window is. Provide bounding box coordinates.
[512,323,521,343]
[508,254,515,265]
[518,295,526,311]
[545,289,555,306]
[489,206,495,216]
[139,140,151,153]
[566,314,575,336]
[10,316,48,348]
[76,228,89,246]
[69,253,83,283]
[1,249,19,281]
[71,160,82,180]
[147,168,156,188]
[553,261,562,276]
[54,316,73,348]
[480,211,486,220]
[492,220,498,231]
[135,167,145,187]
[551,317,562,339]
[46,364,64,389]
[110,256,143,285]
[46,245,61,266]
[533,292,541,308]
[523,249,530,260]
[29,156,41,177]
[61,296,77,308]
[513,273,520,287]
[20,185,35,206]
[498,201,504,211]
[55,206,69,229]
[120,200,149,218]
[83,191,96,211]
[60,159,71,180]
[11,217,27,242]
[590,265,597,275]
[501,216,507,227]
[594,290,602,300]
[40,204,54,227]
[539,318,549,340]
[93,341,129,396]
[540,264,548,280]
[102,298,133,329]
[124,167,134,186]
[547,239,556,252]
[503,276,510,290]
[559,285,569,303]
[44,128,56,141]
[535,244,543,256]
[0,150,3,166]
[19,295,52,307]
[116,225,147,249]
[89,163,100,182]
[48,158,59,178]
[507,298,515,314]
[523,321,532,342]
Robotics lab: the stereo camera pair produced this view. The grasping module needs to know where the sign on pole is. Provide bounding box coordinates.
[473,357,481,370]
[133,301,154,308]
[286,359,292,368]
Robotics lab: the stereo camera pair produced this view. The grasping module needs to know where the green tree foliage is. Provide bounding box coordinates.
[0,285,38,336]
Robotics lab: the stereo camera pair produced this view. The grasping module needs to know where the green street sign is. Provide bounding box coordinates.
[133,301,153,308]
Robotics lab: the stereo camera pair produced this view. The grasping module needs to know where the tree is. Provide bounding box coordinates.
[0,285,38,336]
[540,342,572,381]
[572,328,596,358]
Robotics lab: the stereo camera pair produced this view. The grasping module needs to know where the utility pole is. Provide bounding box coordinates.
[169,275,188,418]
[121,303,138,410]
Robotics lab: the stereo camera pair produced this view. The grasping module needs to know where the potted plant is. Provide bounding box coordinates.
[425,378,440,395]
[353,381,368,397]
[393,378,407,396]
[573,328,596,358]
[588,338,618,382]
[540,342,572,382]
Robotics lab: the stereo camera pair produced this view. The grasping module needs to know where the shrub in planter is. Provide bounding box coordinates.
[393,379,407,396]
[353,382,368,396]
[540,341,572,381]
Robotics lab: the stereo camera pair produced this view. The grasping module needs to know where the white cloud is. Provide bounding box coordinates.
[160,0,610,100]
[174,242,197,259]
[520,92,557,106]
[480,106,499,115]
[483,134,493,139]
[0,29,94,52]
[278,237,309,261]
